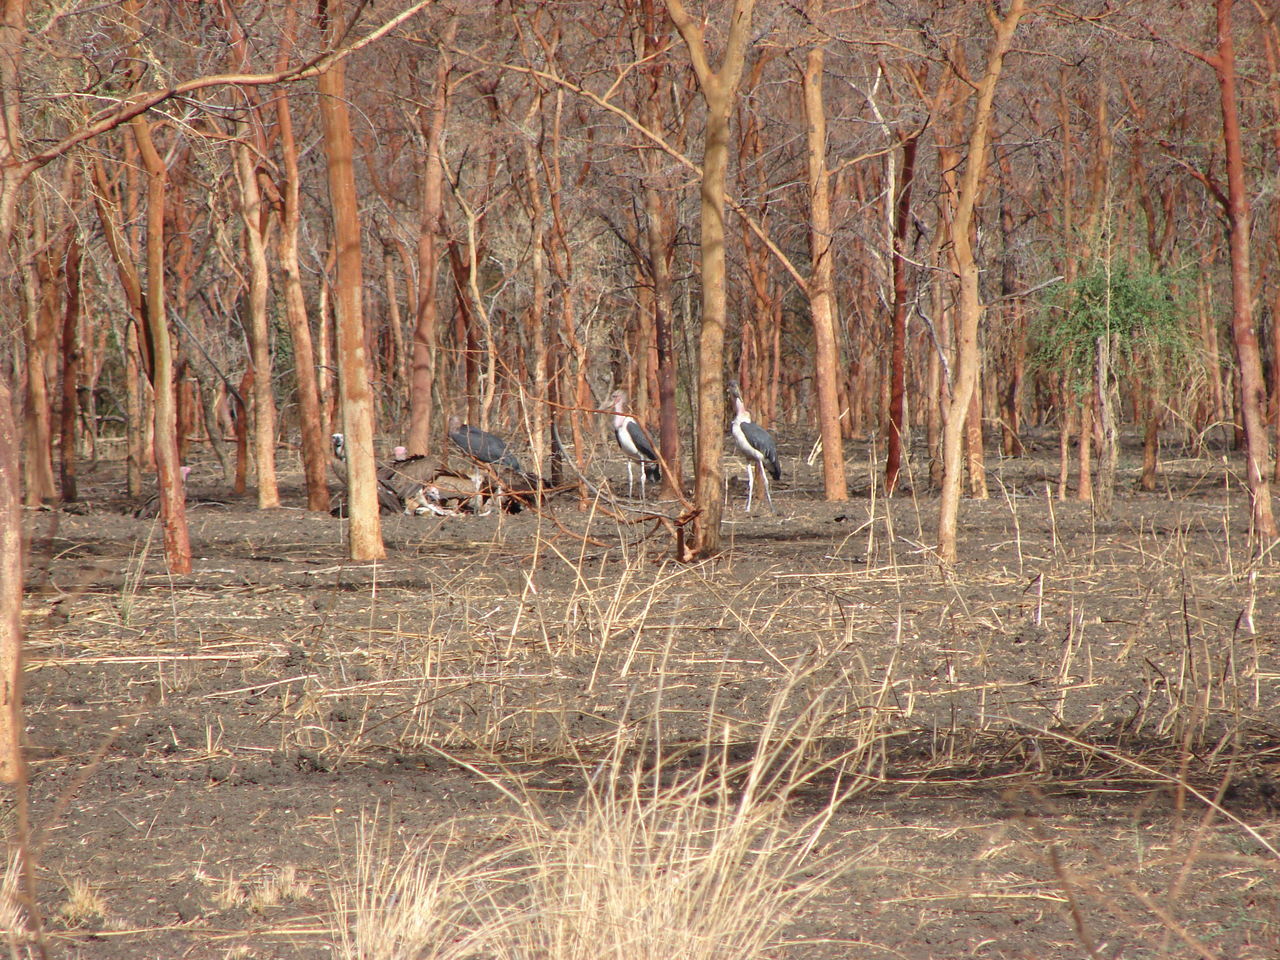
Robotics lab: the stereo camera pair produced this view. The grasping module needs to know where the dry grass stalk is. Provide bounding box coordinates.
[1,849,29,948]
[330,658,877,960]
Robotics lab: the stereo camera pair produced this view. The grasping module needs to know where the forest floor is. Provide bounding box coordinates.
[11,428,1280,960]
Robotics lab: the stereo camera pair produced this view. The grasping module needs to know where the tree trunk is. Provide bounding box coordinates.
[275,84,330,511]
[1211,0,1277,541]
[132,112,192,574]
[666,0,756,557]
[318,0,384,560]
[22,209,57,503]
[996,146,1026,457]
[937,0,1026,564]
[234,370,251,496]
[520,94,549,472]
[1140,384,1160,491]
[1095,333,1118,516]
[89,156,149,498]
[640,9,683,496]
[59,232,81,501]
[1077,394,1094,502]
[886,133,919,494]
[802,3,847,501]
[408,21,453,456]
[234,134,280,509]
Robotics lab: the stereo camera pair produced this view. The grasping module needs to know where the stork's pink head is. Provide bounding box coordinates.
[180,465,192,480]
[393,446,408,460]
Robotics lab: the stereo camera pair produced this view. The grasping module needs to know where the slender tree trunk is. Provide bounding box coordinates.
[408,22,453,456]
[1095,333,1118,516]
[937,0,1025,564]
[996,146,1026,457]
[666,0,756,557]
[647,184,682,498]
[132,113,192,574]
[59,233,81,501]
[234,370,250,495]
[318,0,384,559]
[1057,392,1072,498]
[802,4,846,501]
[234,134,280,508]
[886,133,918,494]
[1077,394,1094,502]
[275,85,330,511]
[1210,0,1277,540]
[0,0,28,795]
[22,210,57,503]
[317,247,336,437]
[640,10,683,496]
[520,96,548,472]
[1140,384,1160,491]
[0,378,22,786]
[1263,11,1280,477]
[382,243,406,399]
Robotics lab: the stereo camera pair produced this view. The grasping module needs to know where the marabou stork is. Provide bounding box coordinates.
[447,415,525,473]
[609,390,661,498]
[446,415,543,512]
[728,380,780,513]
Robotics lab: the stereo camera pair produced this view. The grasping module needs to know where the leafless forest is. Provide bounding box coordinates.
[4,2,1280,958]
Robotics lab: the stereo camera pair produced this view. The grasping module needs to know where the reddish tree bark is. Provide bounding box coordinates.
[641,0,683,496]
[0,378,23,785]
[132,109,192,574]
[318,0,384,559]
[885,132,919,494]
[1209,0,1276,540]
[59,232,82,501]
[408,20,454,456]
[273,4,329,512]
[23,208,58,503]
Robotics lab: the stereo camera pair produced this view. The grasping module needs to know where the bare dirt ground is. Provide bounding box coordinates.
[13,429,1280,959]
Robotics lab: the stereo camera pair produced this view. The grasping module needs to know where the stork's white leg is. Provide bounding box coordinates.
[625,461,635,498]
[745,464,755,513]
[639,466,646,500]
[470,471,492,515]
[760,462,775,514]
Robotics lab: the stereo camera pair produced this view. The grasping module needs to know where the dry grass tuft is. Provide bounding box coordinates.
[330,664,872,960]
[208,864,312,915]
[56,876,107,927]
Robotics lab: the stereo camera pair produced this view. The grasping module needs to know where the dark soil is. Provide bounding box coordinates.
[14,430,1280,959]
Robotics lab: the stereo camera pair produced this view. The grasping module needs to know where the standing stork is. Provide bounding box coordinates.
[609,390,661,498]
[728,380,781,513]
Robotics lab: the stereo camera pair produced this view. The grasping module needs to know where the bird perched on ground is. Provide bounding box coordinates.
[132,466,200,518]
[330,432,414,515]
[728,380,780,514]
[608,390,661,498]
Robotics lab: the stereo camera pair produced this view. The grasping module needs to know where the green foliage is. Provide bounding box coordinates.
[1031,259,1195,396]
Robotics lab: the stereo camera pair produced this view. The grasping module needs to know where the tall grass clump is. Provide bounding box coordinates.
[331,658,880,960]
